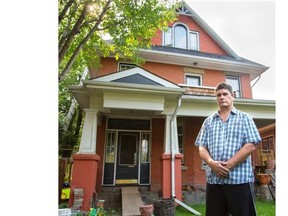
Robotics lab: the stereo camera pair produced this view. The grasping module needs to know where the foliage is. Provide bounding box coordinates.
[58,0,180,156]
[58,0,179,81]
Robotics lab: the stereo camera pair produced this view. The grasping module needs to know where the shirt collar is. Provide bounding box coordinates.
[213,107,237,119]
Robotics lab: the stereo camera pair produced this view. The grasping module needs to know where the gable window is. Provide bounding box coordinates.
[119,63,136,71]
[175,25,188,49]
[226,76,241,98]
[163,23,199,51]
[163,27,172,46]
[186,74,201,86]
[190,32,199,50]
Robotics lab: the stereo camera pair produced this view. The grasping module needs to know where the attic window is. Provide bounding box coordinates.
[163,23,199,51]
[119,63,136,71]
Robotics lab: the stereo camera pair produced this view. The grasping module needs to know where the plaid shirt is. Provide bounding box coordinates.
[195,107,261,184]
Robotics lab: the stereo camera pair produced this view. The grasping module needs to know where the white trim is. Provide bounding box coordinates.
[92,67,180,88]
[184,73,202,86]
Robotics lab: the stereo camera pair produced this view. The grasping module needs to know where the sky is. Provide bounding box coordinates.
[185,0,275,100]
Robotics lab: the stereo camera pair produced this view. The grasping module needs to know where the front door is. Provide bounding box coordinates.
[116,132,139,184]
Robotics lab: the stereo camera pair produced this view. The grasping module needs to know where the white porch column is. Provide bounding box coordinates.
[78,109,99,153]
[164,114,179,154]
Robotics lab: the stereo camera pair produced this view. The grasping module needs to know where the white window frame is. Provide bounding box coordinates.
[226,75,242,98]
[185,74,202,86]
[189,31,199,50]
[163,27,173,46]
[118,62,136,71]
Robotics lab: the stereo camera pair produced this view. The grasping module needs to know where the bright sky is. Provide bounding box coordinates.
[186,0,275,100]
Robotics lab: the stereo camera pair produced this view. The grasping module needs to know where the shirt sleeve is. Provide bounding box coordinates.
[243,113,262,145]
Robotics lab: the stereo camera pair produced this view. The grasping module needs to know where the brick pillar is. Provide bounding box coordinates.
[161,153,183,200]
[69,153,100,211]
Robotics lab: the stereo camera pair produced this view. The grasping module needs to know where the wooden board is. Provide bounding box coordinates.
[122,187,143,216]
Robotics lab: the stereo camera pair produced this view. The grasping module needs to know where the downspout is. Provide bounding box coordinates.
[170,94,201,215]
[170,94,183,198]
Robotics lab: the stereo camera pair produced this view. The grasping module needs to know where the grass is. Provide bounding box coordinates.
[175,199,275,216]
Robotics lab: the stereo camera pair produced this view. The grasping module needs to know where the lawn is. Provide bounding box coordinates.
[176,199,275,216]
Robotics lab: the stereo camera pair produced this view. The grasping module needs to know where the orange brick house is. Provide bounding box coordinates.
[68,2,275,210]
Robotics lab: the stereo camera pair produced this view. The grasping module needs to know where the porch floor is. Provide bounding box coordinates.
[122,187,143,216]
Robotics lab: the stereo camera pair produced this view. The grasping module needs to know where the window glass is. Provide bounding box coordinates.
[226,76,241,98]
[186,75,201,86]
[105,132,116,163]
[177,124,184,164]
[190,32,199,50]
[163,27,172,46]
[141,133,150,163]
[174,25,187,49]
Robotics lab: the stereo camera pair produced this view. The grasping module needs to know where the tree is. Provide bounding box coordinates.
[58,0,179,81]
[58,0,179,156]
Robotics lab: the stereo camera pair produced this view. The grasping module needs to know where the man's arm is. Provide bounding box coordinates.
[199,146,230,177]
[225,143,256,170]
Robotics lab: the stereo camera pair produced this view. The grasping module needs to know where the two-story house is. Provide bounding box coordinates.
[68,2,275,211]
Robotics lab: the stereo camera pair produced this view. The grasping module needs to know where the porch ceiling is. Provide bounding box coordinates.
[179,95,275,120]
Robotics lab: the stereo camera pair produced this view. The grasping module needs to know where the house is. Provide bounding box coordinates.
[68,2,275,211]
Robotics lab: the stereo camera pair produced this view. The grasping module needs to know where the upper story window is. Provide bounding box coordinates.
[163,23,199,50]
[119,63,136,71]
[175,25,188,49]
[226,75,241,98]
[186,74,201,86]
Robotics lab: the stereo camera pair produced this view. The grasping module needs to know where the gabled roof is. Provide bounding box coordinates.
[90,67,180,88]
[178,1,240,60]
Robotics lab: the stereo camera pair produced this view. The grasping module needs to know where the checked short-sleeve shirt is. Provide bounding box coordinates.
[195,107,261,184]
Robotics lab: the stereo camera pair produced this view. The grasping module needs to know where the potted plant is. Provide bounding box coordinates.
[257,173,271,185]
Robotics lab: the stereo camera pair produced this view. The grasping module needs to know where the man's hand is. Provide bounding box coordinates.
[209,160,230,178]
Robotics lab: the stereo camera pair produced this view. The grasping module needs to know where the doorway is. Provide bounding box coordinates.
[116,132,139,184]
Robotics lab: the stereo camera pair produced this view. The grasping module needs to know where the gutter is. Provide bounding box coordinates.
[169,94,201,215]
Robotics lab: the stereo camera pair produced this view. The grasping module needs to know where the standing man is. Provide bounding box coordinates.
[195,82,261,216]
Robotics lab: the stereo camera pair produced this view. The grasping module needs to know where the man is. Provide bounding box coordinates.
[195,82,261,216]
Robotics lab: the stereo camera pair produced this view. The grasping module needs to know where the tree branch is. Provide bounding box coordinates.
[58,3,88,65]
[59,0,75,24]
[59,0,112,82]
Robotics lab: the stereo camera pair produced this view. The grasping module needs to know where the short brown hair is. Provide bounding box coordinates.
[216,82,233,95]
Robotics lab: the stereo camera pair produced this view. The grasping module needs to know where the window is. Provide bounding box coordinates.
[175,25,188,49]
[190,32,199,50]
[262,136,275,151]
[163,27,172,46]
[105,132,116,163]
[141,133,150,163]
[119,63,136,71]
[226,76,241,98]
[186,75,201,86]
[177,124,184,164]
[163,23,199,51]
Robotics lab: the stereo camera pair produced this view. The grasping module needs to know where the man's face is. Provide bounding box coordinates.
[216,88,234,108]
